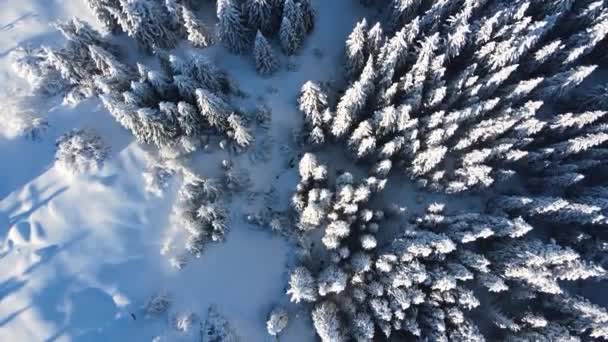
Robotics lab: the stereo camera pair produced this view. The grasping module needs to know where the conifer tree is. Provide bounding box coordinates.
[195,88,232,129]
[217,0,252,54]
[299,0,315,33]
[181,4,213,48]
[84,0,121,32]
[253,31,279,75]
[312,301,347,342]
[279,0,305,55]
[298,81,328,126]
[247,0,276,35]
[118,0,178,52]
[345,19,368,80]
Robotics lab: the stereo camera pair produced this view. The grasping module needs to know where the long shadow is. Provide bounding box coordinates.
[0,136,57,200]
[0,12,38,32]
[23,232,89,275]
[0,277,27,302]
[0,304,30,327]
[7,186,68,227]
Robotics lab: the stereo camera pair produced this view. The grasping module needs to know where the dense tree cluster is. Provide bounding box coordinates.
[84,0,212,51]
[172,170,228,257]
[302,0,608,195]
[12,18,128,104]
[288,153,608,341]
[219,0,315,75]
[99,51,251,152]
[292,0,608,340]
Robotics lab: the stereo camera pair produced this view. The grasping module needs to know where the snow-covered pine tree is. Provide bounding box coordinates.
[312,301,347,342]
[388,0,423,30]
[332,80,368,138]
[266,307,289,336]
[55,18,117,53]
[279,0,305,55]
[180,4,213,48]
[287,266,318,303]
[247,0,276,35]
[195,88,232,129]
[11,47,66,96]
[202,305,239,342]
[345,19,368,81]
[217,0,252,54]
[299,0,315,33]
[118,0,178,52]
[298,81,328,126]
[253,31,279,75]
[84,0,121,32]
[55,129,110,174]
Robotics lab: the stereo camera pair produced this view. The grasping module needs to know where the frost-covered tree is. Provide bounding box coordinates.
[173,172,228,257]
[253,31,279,75]
[195,88,232,129]
[312,301,346,342]
[287,266,318,303]
[227,113,253,147]
[217,0,252,54]
[84,0,121,32]
[202,305,239,342]
[11,47,66,96]
[299,0,315,33]
[55,129,109,174]
[279,17,300,55]
[345,19,368,80]
[298,81,328,126]
[266,307,288,336]
[246,0,277,35]
[143,292,171,318]
[117,0,178,52]
[181,4,213,48]
[171,311,198,334]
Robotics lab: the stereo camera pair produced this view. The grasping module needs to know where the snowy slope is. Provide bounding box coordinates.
[0,0,370,341]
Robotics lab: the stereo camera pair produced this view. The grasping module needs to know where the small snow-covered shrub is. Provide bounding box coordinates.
[266,306,288,336]
[143,161,175,197]
[0,96,48,139]
[143,293,170,318]
[55,129,109,174]
[171,311,198,334]
[202,305,239,342]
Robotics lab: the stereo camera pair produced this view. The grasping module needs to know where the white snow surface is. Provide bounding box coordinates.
[0,0,372,341]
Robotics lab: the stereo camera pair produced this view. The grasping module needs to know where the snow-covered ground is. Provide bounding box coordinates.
[0,0,370,340]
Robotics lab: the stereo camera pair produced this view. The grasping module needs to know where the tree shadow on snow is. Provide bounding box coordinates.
[7,185,68,227]
[23,232,88,276]
[0,12,39,33]
[0,277,27,303]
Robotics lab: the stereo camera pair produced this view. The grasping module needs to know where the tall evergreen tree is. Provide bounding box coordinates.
[279,0,305,55]
[345,19,368,81]
[247,0,276,35]
[181,4,213,48]
[84,0,121,32]
[299,0,315,33]
[217,0,252,54]
[254,31,279,75]
[118,0,178,52]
